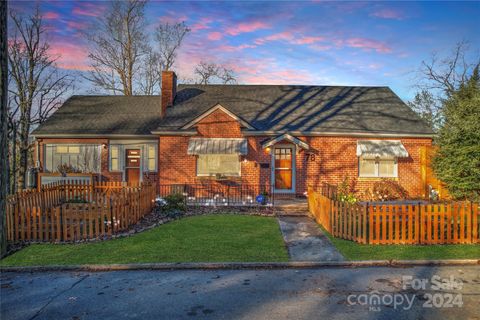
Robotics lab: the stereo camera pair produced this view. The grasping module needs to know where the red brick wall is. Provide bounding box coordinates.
[37,109,433,198]
[158,108,433,198]
[195,108,243,138]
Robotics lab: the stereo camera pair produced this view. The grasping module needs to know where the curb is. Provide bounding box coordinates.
[1,259,478,273]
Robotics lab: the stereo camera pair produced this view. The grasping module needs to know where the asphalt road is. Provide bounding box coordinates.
[1,266,479,320]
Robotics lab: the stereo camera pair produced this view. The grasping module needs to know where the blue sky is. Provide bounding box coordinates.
[10,1,480,100]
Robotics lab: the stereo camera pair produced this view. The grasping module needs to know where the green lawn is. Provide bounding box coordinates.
[319,226,480,260]
[0,215,289,266]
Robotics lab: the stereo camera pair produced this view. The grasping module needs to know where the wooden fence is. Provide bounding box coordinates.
[308,188,479,245]
[5,181,156,243]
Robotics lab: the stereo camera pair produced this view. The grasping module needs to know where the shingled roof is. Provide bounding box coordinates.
[33,84,434,136]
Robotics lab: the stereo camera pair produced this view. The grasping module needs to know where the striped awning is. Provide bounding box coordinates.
[356,140,409,158]
[187,138,248,155]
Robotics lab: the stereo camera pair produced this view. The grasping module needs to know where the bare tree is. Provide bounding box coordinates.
[219,67,237,84]
[410,41,480,130]
[407,90,442,131]
[154,22,190,71]
[194,62,237,84]
[8,7,73,190]
[417,41,479,97]
[84,0,148,95]
[137,50,162,95]
[0,0,8,257]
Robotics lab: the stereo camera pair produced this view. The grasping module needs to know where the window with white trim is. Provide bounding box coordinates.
[110,145,120,171]
[147,144,157,171]
[44,144,101,173]
[359,157,397,178]
[197,154,240,177]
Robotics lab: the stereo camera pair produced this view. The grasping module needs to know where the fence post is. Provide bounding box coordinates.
[418,202,422,244]
[364,203,369,244]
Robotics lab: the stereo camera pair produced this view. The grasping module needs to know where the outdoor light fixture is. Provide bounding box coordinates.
[265,147,271,154]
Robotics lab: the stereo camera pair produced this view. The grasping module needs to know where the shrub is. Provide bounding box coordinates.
[57,163,81,175]
[363,179,409,201]
[337,176,358,204]
[160,193,186,217]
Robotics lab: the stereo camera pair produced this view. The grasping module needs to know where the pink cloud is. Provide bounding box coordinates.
[191,17,213,32]
[254,32,293,45]
[207,32,223,41]
[216,44,257,52]
[255,32,324,46]
[67,20,89,30]
[292,36,325,45]
[160,14,188,24]
[345,38,392,53]
[71,3,106,18]
[310,44,333,51]
[225,21,270,36]
[370,8,405,20]
[242,69,314,84]
[49,41,91,71]
[44,11,60,20]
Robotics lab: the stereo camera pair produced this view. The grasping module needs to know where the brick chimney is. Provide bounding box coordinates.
[161,70,177,117]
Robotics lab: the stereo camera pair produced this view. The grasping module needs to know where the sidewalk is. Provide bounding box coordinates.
[277,216,345,261]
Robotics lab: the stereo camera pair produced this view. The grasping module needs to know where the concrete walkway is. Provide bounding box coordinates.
[277,216,345,261]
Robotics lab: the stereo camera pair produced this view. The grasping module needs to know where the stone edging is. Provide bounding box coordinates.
[1,259,478,273]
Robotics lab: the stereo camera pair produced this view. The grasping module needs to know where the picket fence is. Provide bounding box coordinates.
[307,188,479,245]
[5,181,156,243]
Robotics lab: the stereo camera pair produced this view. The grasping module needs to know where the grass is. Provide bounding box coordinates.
[0,214,289,266]
[319,225,480,260]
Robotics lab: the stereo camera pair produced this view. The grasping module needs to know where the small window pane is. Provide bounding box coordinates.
[148,145,155,158]
[111,159,118,171]
[68,146,80,154]
[359,158,376,176]
[111,146,118,158]
[148,159,155,171]
[56,146,68,153]
[379,159,396,177]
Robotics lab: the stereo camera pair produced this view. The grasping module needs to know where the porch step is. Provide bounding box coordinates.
[274,198,309,216]
[275,210,309,217]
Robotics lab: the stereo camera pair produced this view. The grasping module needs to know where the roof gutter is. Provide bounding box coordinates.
[32,133,158,139]
[241,130,435,138]
[150,130,197,136]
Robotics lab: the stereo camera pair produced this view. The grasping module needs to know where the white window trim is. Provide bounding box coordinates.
[44,143,101,173]
[196,154,242,177]
[109,145,121,172]
[146,144,158,172]
[358,156,398,178]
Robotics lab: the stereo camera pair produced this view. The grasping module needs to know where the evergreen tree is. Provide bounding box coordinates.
[432,66,480,200]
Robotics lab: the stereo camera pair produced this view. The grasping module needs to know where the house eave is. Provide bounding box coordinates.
[241,130,435,138]
[32,133,158,139]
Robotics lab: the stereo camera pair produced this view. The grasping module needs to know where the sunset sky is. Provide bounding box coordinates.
[10,0,480,100]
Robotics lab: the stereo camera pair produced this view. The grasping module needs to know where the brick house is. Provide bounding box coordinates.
[32,71,434,198]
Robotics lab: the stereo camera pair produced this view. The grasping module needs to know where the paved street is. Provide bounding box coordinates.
[1,266,479,320]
